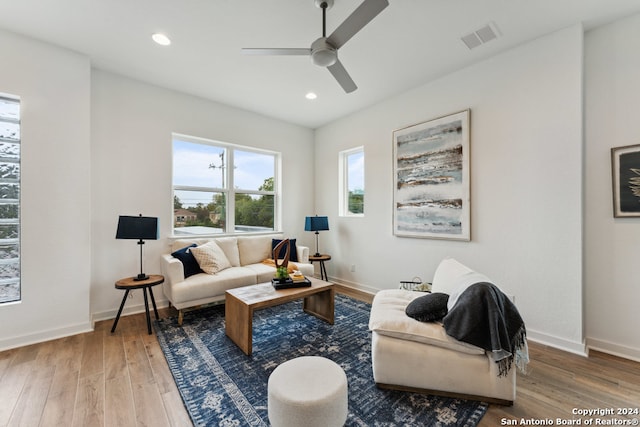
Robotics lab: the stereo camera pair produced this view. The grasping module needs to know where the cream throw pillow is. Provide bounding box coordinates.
[190,241,231,274]
[213,237,240,267]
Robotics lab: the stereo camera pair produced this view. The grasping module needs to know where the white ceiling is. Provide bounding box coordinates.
[1,0,639,129]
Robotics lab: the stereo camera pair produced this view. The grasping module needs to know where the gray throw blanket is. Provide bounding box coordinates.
[442,282,528,377]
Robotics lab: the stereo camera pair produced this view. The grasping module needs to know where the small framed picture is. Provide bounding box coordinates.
[611,144,640,217]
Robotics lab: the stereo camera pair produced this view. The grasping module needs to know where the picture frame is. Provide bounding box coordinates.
[393,109,470,240]
[611,144,640,217]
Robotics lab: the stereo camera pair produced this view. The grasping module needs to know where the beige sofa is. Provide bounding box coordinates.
[369,258,521,405]
[161,234,314,324]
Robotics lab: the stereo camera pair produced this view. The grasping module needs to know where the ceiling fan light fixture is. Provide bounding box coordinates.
[311,38,337,67]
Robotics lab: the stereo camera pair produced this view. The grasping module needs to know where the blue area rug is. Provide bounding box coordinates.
[155,294,487,426]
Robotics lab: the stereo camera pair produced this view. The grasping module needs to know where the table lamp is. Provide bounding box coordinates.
[304,215,329,257]
[116,214,159,281]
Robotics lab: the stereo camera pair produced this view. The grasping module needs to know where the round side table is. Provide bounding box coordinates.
[308,254,331,281]
[111,274,164,335]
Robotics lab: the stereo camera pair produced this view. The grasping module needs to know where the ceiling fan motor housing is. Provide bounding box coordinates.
[311,37,337,67]
[315,0,334,10]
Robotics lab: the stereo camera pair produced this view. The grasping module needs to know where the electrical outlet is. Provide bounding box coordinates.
[350,264,356,272]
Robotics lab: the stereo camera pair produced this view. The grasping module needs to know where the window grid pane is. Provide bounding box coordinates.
[234,150,276,192]
[235,193,274,232]
[0,95,20,304]
[172,135,278,236]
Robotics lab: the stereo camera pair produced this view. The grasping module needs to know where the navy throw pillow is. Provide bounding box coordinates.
[171,244,203,278]
[405,292,450,322]
[271,238,298,262]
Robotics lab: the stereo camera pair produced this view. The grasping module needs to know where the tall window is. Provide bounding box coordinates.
[172,134,279,236]
[339,147,364,216]
[0,95,20,304]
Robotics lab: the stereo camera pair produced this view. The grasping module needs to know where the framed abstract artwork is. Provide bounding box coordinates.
[393,109,470,240]
[611,144,640,217]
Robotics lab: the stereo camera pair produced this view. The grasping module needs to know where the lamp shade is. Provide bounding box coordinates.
[116,215,159,240]
[304,216,329,232]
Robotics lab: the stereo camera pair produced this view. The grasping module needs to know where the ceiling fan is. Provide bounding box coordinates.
[242,0,389,93]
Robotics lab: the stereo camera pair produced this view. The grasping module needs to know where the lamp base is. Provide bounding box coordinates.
[134,273,149,281]
[313,253,321,257]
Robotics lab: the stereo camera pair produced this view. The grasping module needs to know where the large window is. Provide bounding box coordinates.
[0,95,20,304]
[172,134,279,236]
[339,147,364,216]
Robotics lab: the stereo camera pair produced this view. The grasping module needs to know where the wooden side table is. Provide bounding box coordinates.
[111,274,164,335]
[309,254,331,281]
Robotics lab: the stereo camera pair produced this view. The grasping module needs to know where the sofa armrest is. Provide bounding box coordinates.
[161,253,185,286]
[297,245,310,264]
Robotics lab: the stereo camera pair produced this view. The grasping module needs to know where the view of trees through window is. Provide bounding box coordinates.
[172,136,278,235]
[341,147,364,216]
[0,95,20,304]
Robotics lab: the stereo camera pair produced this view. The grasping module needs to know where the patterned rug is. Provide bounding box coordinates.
[155,294,487,426]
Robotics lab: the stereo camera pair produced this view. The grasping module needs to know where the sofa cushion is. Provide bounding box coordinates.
[190,241,232,274]
[170,244,203,278]
[272,238,299,262]
[369,289,485,356]
[405,292,449,322]
[170,267,258,304]
[238,235,273,266]
[214,237,241,267]
[170,238,209,254]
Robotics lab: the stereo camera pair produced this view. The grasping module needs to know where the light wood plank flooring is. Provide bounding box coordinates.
[1,287,638,426]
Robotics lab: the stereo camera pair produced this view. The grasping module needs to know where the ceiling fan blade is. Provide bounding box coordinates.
[241,48,310,56]
[327,59,357,93]
[327,0,389,49]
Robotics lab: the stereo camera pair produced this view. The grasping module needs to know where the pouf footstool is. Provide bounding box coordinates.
[268,356,348,427]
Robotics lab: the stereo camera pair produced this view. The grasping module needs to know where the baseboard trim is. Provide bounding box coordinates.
[91,298,170,325]
[514,328,587,357]
[586,337,640,363]
[0,321,93,352]
[326,276,379,296]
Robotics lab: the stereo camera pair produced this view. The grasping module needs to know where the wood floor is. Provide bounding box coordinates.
[1,287,638,426]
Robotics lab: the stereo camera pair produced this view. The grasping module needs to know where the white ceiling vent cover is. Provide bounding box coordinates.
[461,22,501,50]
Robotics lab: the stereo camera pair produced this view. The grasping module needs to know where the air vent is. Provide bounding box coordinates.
[461,22,500,50]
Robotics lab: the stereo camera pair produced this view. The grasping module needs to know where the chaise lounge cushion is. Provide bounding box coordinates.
[369,289,485,356]
[431,258,474,294]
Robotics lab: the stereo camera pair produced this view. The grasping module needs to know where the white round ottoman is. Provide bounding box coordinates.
[268,356,348,427]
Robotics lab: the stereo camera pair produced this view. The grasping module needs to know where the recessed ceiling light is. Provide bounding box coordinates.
[305,92,318,100]
[152,33,171,46]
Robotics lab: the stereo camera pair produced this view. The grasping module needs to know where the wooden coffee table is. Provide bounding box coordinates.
[225,278,335,356]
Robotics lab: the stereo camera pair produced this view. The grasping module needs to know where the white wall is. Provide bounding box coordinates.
[90,71,315,320]
[315,25,585,354]
[0,29,92,349]
[584,13,640,361]
[4,13,638,362]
